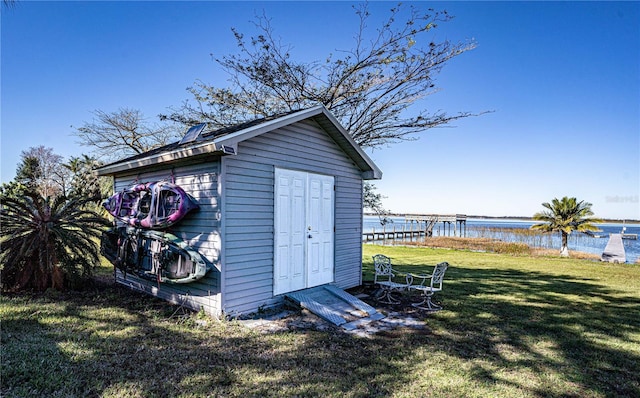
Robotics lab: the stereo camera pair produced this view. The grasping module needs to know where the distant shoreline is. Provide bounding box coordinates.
[364,213,640,224]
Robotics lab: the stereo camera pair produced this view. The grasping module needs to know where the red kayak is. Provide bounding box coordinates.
[103,181,199,229]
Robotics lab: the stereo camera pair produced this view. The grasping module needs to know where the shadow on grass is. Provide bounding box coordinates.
[2,265,639,397]
[1,283,414,397]
[389,263,640,397]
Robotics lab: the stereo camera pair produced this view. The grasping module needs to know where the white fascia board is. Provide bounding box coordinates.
[95,142,220,176]
[96,105,382,180]
[362,169,382,180]
[94,108,319,176]
[211,105,327,147]
[214,105,382,180]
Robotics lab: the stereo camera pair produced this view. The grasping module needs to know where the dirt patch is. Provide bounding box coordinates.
[240,283,438,337]
[92,274,437,337]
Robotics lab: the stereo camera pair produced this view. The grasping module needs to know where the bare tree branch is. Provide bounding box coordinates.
[73,108,181,161]
[162,3,489,148]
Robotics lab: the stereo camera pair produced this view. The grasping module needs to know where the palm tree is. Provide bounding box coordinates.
[531,196,602,257]
[0,192,111,291]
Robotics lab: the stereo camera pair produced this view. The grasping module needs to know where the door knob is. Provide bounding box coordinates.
[308,234,313,239]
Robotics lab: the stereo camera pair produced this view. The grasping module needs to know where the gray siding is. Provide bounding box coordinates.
[108,118,367,318]
[112,162,223,316]
[221,119,364,315]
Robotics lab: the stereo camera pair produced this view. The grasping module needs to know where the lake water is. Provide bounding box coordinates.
[363,216,640,263]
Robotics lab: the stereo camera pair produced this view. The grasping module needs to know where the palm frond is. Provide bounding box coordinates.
[530,196,602,256]
[1,191,111,291]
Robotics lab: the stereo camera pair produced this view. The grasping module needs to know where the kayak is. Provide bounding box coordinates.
[101,227,210,284]
[103,181,199,229]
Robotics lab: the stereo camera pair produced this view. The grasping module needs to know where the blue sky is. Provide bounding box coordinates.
[2,1,639,219]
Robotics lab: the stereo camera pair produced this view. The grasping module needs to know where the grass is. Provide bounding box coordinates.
[394,235,602,259]
[2,245,639,397]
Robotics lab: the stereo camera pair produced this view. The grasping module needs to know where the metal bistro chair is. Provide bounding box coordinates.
[407,262,449,311]
[373,254,410,304]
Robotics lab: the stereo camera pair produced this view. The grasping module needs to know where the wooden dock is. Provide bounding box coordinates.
[363,214,468,241]
[362,225,429,241]
[601,233,626,263]
[405,214,468,237]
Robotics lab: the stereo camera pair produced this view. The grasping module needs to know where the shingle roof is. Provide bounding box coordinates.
[100,109,302,166]
[95,105,382,179]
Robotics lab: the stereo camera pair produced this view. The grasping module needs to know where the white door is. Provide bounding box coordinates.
[274,168,334,295]
[306,173,335,287]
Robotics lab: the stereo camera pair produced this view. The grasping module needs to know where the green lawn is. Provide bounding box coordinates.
[2,245,639,397]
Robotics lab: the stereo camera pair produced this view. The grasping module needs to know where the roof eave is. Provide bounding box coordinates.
[215,105,382,179]
[95,142,232,176]
[312,107,383,180]
[362,169,382,180]
[96,105,382,180]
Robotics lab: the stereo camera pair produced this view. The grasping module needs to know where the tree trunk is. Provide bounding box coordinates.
[15,260,36,291]
[51,265,65,290]
[560,231,569,257]
[33,265,50,291]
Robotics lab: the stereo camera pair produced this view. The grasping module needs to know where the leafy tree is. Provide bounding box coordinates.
[163,3,483,149]
[16,146,65,198]
[364,182,391,225]
[531,196,602,257]
[62,154,111,200]
[160,3,485,213]
[0,181,27,198]
[79,4,484,212]
[15,155,41,192]
[73,108,182,161]
[10,149,109,201]
[0,192,111,291]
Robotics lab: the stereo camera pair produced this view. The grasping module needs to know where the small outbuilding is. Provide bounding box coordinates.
[96,105,382,317]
